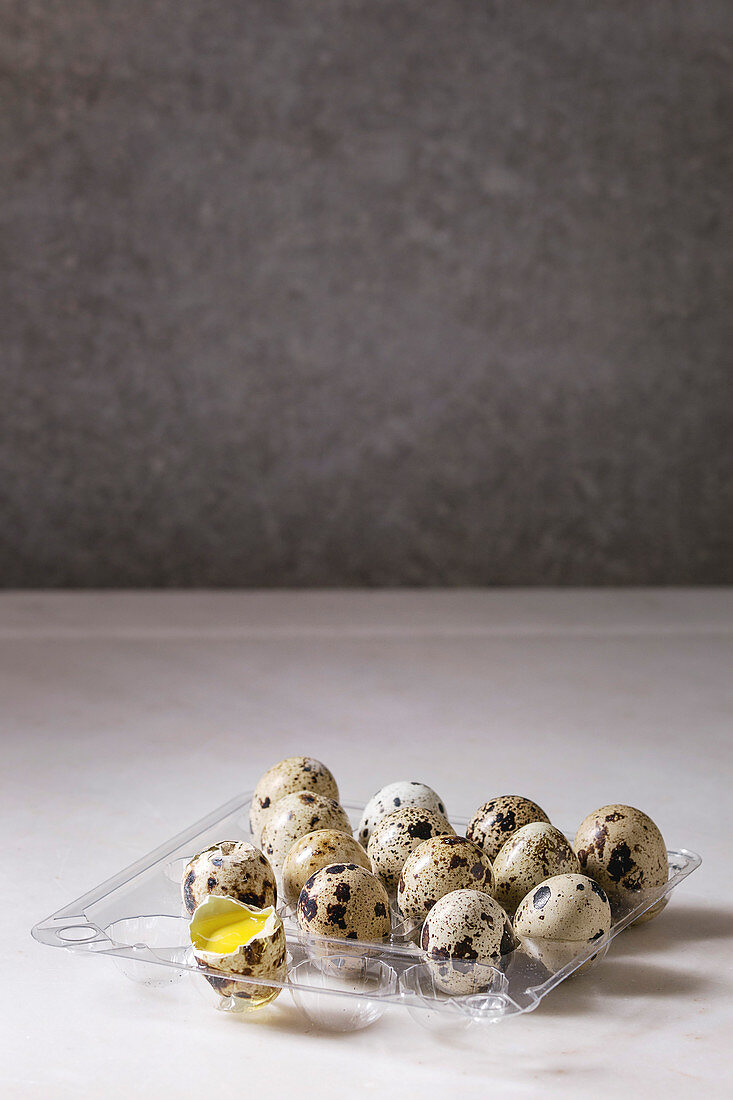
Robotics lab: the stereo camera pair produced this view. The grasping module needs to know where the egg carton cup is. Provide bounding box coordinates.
[32,792,701,1033]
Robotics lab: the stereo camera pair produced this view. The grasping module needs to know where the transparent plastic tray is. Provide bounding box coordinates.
[32,792,701,1033]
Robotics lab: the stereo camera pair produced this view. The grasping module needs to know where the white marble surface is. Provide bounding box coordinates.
[3,590,732,1098]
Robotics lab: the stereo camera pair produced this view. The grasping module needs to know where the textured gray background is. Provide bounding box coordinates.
[2,1,732,587]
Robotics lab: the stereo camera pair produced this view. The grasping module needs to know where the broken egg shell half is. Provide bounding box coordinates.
[189,895,287,1007]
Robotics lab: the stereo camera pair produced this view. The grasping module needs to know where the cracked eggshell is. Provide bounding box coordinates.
[189,895,287,1006]
[467,795,550,862]
[249,757,339,842]
[282,829,371,909]
[421,888,515,995]
[297,863,392,942]
[367,807,456,893]
[358,782,449,847]
[574,804,669,923]
[493,822,579,915]
[260,791,352,872]
[397,835,494,925]
[182,840,277,916]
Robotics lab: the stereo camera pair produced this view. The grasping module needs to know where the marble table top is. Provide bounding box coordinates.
[3,590,732,1098]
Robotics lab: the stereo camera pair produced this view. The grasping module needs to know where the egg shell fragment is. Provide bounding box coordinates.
[467,795,550,862]
[421,888,515,995]
[296,863,392,942]
[397,835,494,925]
[249,757,339,842]
[182,840,277,916]
[492,822,580,915]
[260,791,352,872]
[574,804,669,923]
[358,781,449,847]
[189,895,287,1005]
[282,829,372,909]
[367,807,456,893]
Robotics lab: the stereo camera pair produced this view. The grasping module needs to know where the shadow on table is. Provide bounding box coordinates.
[609,902,733,956]
[533,902,733,1018]
[212,994,396,1042]
[534,958,712,1018]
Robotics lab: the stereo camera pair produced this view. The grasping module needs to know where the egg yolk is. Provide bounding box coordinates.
[191,910,269,954]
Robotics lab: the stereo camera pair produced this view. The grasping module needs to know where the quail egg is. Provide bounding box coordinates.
[297,863,392,943]
[358,781,449,847]
[467,795,550,861]
[574,804,669,923]
[260,791,352,872]
[493,822,579,915]
[397,835,494,925]
[514,873,612,974]
[249,756,339,843]
[189,894,287,1007]
[367,807,456,893]
[421,888,515,995]
[182,840,277,916]
[282,829,372,909]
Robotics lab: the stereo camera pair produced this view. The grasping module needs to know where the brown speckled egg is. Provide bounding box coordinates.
[574,805,669,923]
[182,840,277,916]
[493,822,579,915]
[260,791,352,872]
[249,757,339,842]
[466,795,550,861]
[514,873,612,973]
[397,835,494,925]
[367,807,456,893]
[282,829,371,909]
[190,895,287,1006]
[357,781,449,847]
[297,863,392,942]
[421,888,514,995]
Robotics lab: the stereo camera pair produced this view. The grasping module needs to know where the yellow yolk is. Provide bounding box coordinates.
[191,910,269,954]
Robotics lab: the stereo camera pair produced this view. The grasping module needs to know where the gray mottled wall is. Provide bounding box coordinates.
[2,1,731,586]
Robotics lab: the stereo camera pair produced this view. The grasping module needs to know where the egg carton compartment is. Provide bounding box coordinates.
[32,791,701,1032]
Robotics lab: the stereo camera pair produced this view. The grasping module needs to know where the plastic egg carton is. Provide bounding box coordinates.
[32,792,700,1033]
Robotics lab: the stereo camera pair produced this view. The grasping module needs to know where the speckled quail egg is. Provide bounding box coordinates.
[249,756,339,843]
[367,807,456,893]
[358,781,449,847]
[467,795,550,861]
[574,804,669,923]
[514,873,612,974]
[397,835,494,925]
[297,863,392,943]
[421,888,515,995]
[189,894,287,1006]
[492,822,580,915]
[260,791,352,872]
[282,829,372,909]
[181,840,278,916]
